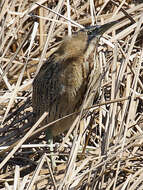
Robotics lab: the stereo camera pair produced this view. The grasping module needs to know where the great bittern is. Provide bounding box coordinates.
[32,21,117,141]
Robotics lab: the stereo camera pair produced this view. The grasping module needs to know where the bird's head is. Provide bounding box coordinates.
[80,21,118,42]
[56,21,117,60]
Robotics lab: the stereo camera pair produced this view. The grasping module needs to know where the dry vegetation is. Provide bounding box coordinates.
[0,0,143,189]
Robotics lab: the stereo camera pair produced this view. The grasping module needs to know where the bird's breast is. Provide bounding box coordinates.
[58,57,88,103]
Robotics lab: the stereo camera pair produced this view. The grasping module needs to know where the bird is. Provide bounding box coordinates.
[32,21,117,141]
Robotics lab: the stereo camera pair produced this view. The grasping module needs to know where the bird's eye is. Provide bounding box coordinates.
[87,30,92,35]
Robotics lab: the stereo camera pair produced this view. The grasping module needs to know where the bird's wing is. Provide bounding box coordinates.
[32,56,65,120]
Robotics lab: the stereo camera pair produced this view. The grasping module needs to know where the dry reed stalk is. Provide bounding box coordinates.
[0,0,143,189]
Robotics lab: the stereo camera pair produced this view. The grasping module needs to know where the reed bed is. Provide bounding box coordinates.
[0,0,143,189]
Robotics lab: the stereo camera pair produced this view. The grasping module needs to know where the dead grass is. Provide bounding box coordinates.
[0,0,143,189]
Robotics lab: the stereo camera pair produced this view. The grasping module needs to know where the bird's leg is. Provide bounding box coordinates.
[46,129,56,169]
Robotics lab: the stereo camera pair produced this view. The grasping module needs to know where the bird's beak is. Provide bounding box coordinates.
[95,21,118,35]
[87,21,118,41]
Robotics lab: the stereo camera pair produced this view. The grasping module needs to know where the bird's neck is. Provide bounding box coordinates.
[84,41,98,73]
